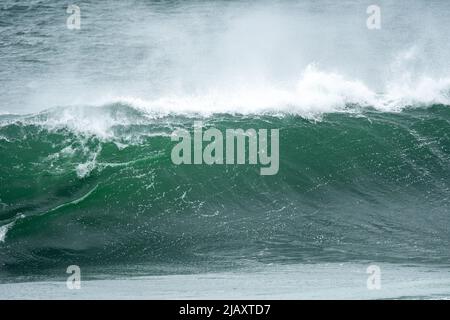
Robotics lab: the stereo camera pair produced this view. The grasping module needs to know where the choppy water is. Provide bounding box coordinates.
[1,0,450,298]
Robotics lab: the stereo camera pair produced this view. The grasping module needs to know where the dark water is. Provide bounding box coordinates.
[1,104,450,279]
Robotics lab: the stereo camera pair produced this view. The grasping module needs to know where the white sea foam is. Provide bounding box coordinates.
[0,135,10,142]
[76,146,102,179]
[0,221,15,243]
[110,65,450,116]
[2,65,450,139]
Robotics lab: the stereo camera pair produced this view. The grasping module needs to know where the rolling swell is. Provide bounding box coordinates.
[0,104,450,277]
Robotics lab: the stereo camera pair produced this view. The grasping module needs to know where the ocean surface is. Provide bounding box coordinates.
[1,0,450,299]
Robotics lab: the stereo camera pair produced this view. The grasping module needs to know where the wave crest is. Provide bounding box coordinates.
[104,65,450,116]
[1,65,450,139]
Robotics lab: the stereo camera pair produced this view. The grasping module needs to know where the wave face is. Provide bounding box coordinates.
[1,104,450,277]
[1,0,450,281]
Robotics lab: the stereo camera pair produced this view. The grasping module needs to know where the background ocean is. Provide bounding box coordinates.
[1,0,450,299]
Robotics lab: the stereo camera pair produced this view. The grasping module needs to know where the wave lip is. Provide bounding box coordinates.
[88,65,450,118]
[2,65,450,128]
